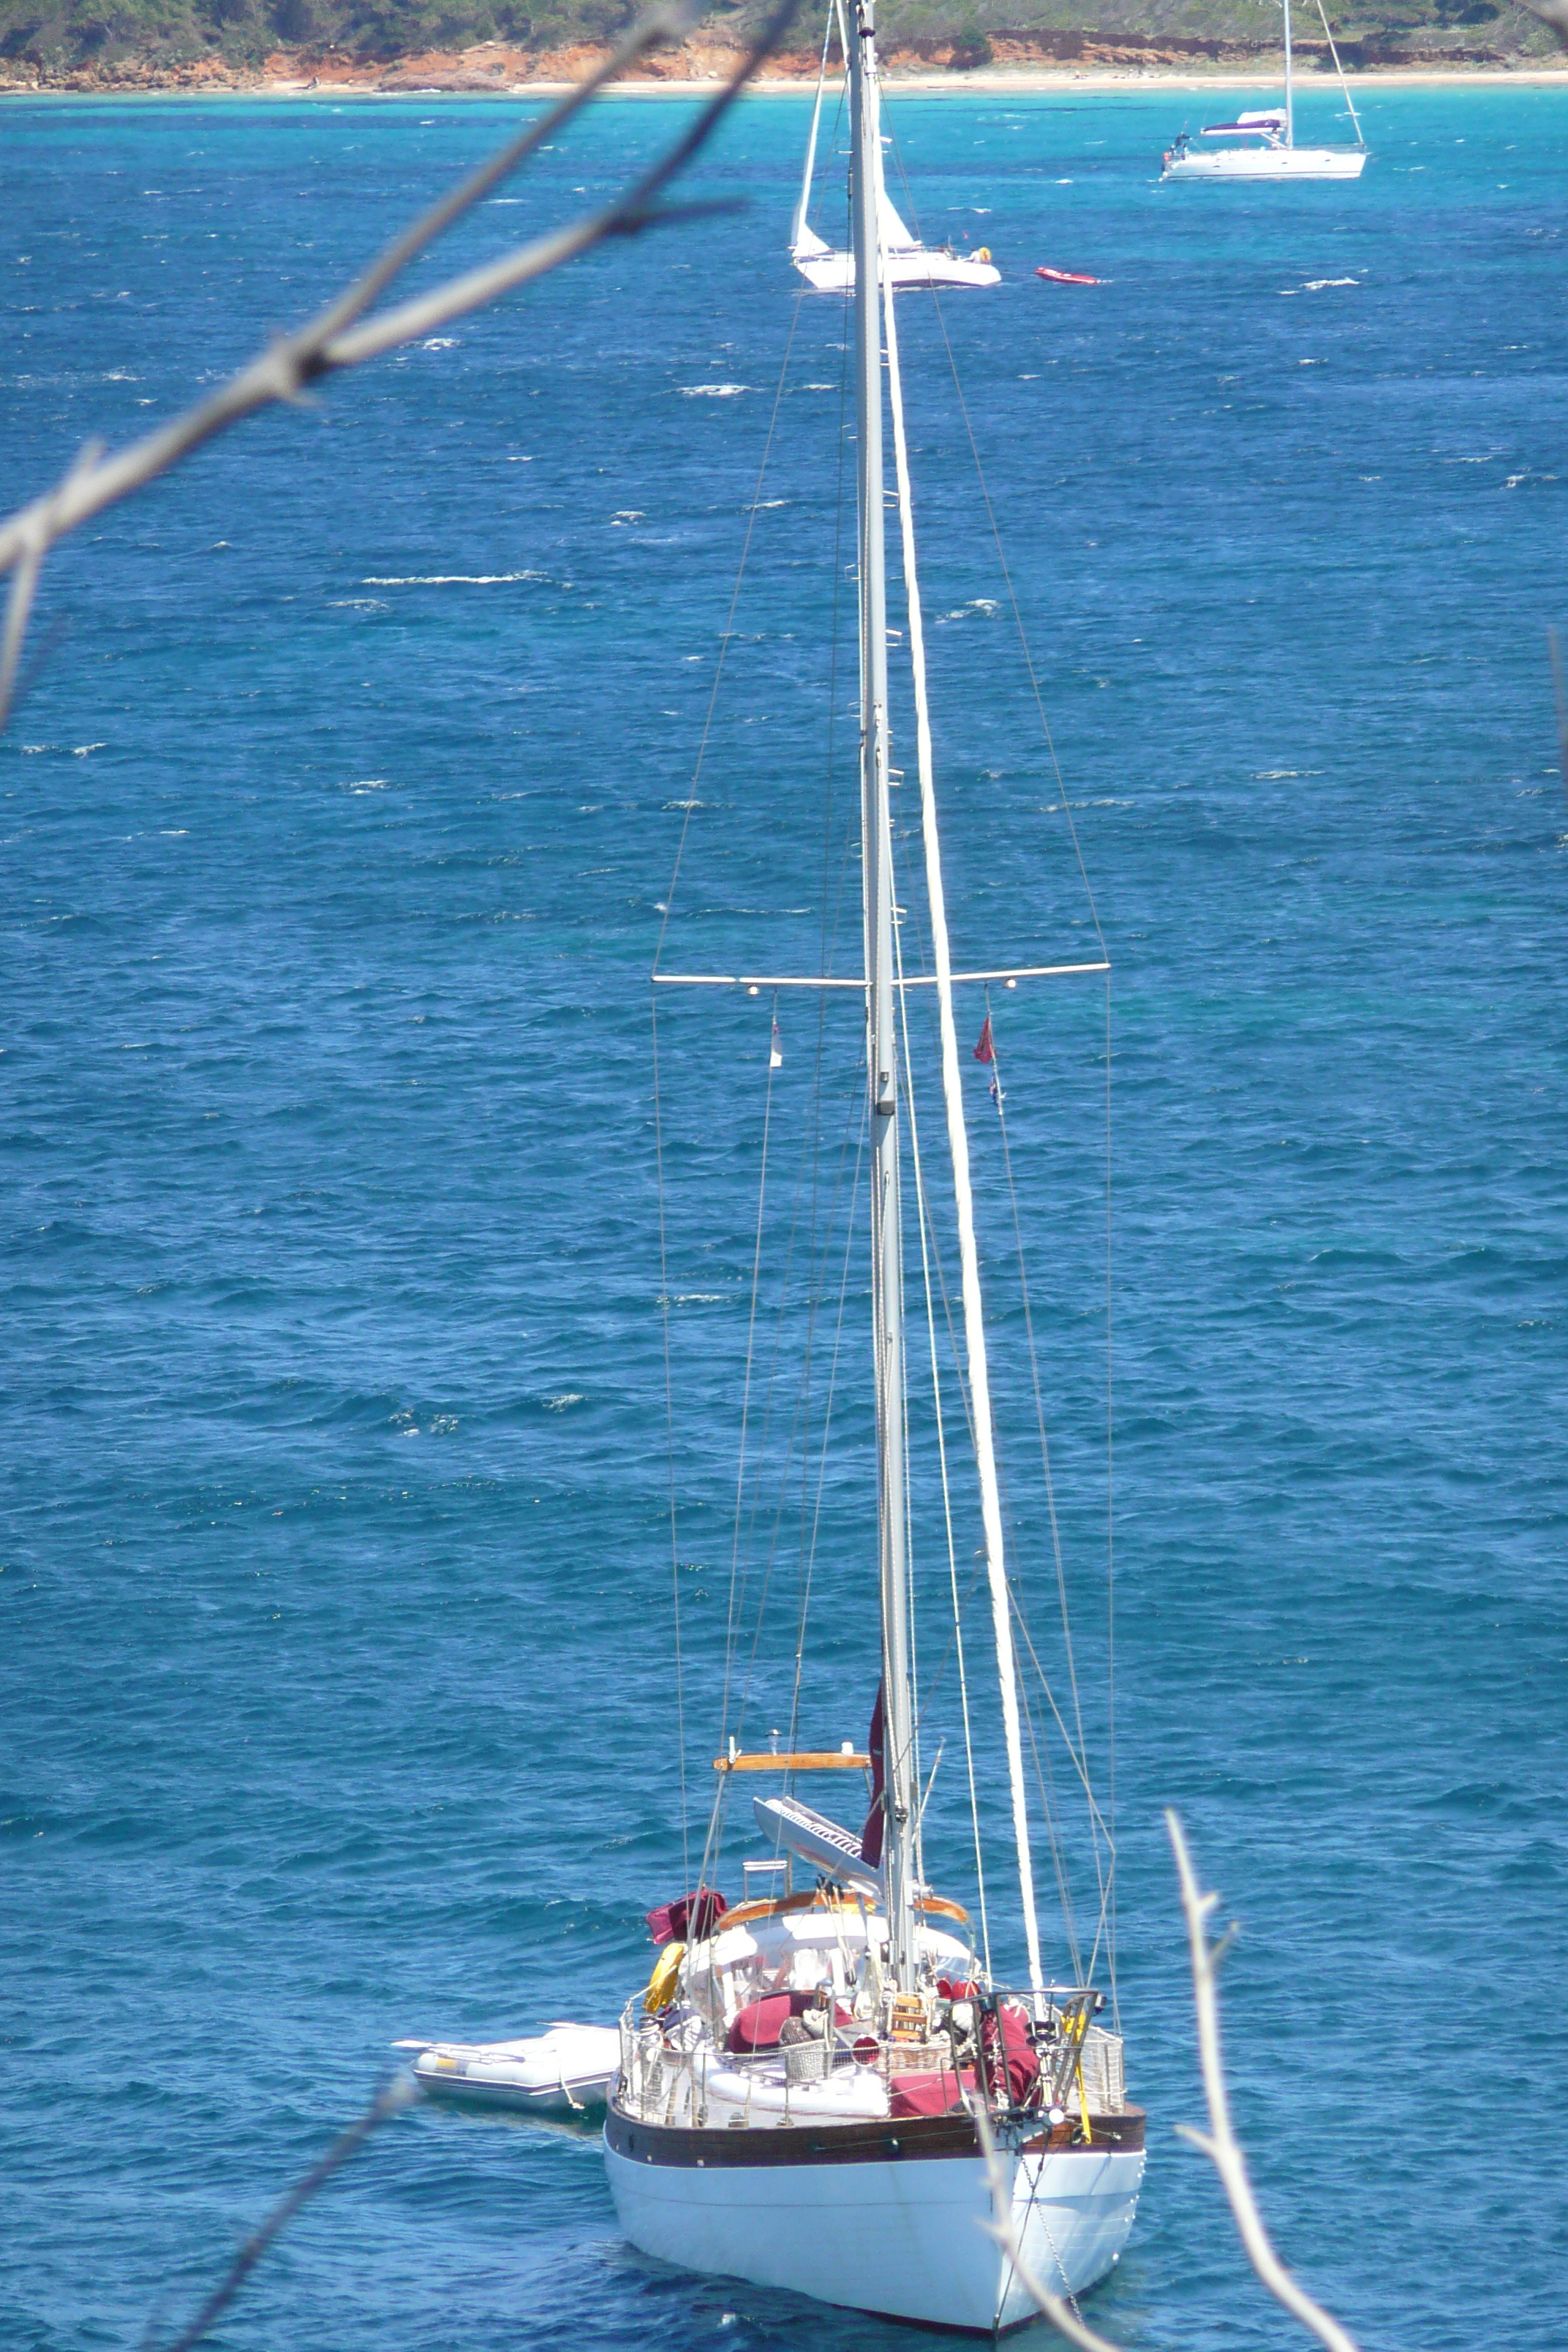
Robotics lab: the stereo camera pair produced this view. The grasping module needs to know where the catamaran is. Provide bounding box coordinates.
[791,1,1000,287]
[603,1,1139,2331]
[1163,0,1368,181]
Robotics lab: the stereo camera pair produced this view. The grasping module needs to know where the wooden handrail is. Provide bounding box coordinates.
[714,1888,972,1931]
[713,1750,870,1773]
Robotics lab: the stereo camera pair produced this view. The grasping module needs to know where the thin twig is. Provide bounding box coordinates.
[969,2095,1125,2352]
[0,546,42,731]
[0,0,800,731]
[154,2073,421,2352]
[304,0,702,344]
[1166,1812,1361,2352]
[0,4,680,576]
[0,438,102,722]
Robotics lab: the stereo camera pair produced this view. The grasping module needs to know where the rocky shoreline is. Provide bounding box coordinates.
[0,29,1556,95]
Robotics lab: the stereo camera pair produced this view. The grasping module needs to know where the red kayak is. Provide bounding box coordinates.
[1036,265,1100,286]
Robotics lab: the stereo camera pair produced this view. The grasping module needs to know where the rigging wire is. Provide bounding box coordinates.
[652,288,808,981]
[1104,971,1118,2021]
[774,1022,866,1776]
[784,249,857,1768]
[725,134,862,1780]
[731,1045,864,1758]
[920,272,1107,962]
[883,248,1047,1999]
[1006,1576,1117,1950]
[893,909,992,1971]
[872,123,1120,1985]
[903,1256,921,1893]
[651,994,690,1885]
[785,1107,867,1752]
[997,1474,1112,1836]
[886,668,1097,1981]
[652,282,811,1899]
[712,1090,865,1901]
[689,166,875,1905]
[717,1019,779,1749]
[674,78,1123,1984]
[776,1019,845,1765]
[981,998,1120,1985]
[984,1000,1102,1862]
[1010,1605,1084,1986]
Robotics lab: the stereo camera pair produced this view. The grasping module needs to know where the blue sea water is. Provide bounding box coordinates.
[2,72,1567,2352]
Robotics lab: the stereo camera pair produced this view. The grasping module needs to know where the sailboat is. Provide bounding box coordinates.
[603,2,1142,2332]
[791,2,1000,289]
[1162,0,1368,180]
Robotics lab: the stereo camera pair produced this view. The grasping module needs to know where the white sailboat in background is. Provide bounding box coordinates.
[606,0,1138,2330]
[1163,0,1368,180]
[791,1,1000,288]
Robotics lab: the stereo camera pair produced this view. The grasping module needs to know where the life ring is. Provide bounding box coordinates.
[974,246,992,263]
[644,1940,685,2014]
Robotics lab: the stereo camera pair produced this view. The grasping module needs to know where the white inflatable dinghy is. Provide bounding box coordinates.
[395,2020,619,2114]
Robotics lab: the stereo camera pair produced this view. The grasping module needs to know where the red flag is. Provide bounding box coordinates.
[973,1016,995,1066]
[859,1681,886,1869]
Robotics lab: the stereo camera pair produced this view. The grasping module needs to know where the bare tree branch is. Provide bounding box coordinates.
[0,544,43,732]
[0,438,102,720]
[303,0,703,343]
[968,2095,1126,2352]
[153,2073,421,2352]
[1166,1811,1362,2352]
[0,0,801,731]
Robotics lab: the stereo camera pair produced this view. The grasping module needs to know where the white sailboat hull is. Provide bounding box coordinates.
[606,12,1140,2336]
[606,2118,1144,2331]
[1164,145,1366,180]
[794,249,1001,291]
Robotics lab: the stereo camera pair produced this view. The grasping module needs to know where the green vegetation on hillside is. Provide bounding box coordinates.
[0,0,626,73]
[0,0,1552,82]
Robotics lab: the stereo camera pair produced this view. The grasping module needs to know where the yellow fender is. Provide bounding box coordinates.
[644,1940,685,2014]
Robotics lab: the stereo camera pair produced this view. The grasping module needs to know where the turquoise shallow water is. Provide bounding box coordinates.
[2,75,1567,2352]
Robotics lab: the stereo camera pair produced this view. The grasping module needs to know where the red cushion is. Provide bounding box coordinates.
[725,1994,852,2053]
[890,2067,976,2118]
[726,1994,795,2051]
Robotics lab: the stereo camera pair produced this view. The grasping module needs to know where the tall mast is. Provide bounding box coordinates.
[851,0,916,1995]
[1283,0,1294,148]
[881,284,1046,2005]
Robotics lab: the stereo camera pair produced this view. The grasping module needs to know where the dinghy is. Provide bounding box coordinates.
[395,2021,619,2114]
[1036,265,1100,285]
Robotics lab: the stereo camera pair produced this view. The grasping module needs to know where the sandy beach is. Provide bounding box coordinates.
[2,41,1564,98]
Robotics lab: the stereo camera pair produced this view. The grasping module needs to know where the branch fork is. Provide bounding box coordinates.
[0,0,800,732]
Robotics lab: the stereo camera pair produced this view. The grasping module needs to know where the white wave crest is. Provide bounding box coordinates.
[361,572,544,585]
